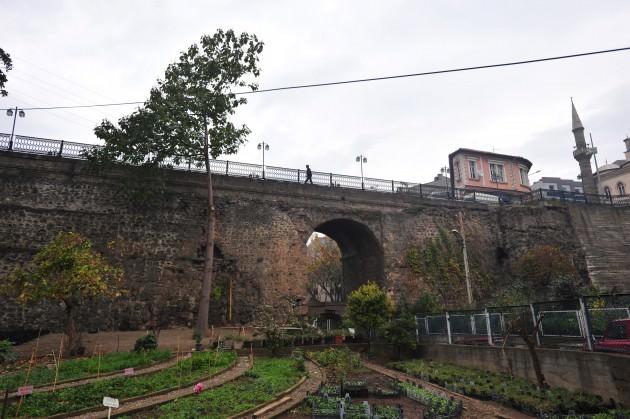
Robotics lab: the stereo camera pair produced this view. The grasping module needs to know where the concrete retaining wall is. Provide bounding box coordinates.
[422,343,630,406]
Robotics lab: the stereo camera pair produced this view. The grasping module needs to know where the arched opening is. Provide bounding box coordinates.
[305,219,384,328]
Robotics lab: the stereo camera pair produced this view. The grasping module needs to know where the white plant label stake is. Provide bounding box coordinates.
[102,396,119,418]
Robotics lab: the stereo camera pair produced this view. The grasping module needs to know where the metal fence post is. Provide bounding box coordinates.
[539,189,544,201]
[445,312,453,344]
[579,296,594,351]
[391,180,395,193]
[485,308,493,346]
[530,304,541,347]
[225,160,229,175]
[330,173,333,187]
[58,140,64,157]
[297,169,301,183]
[425,317,429,335]
[418,183,423,198]
[188,159,191,172]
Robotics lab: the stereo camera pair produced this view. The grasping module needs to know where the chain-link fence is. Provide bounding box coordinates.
[416,294,630,353]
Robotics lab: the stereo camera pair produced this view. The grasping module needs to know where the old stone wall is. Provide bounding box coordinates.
[422,343,630,405]
[0,152,628,335]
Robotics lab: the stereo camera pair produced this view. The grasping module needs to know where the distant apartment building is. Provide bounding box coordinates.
[531,177,583,193]
[594,137,630,198]
[448,148,533,196]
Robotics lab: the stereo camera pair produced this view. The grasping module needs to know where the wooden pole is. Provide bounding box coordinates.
[96,345,102,378]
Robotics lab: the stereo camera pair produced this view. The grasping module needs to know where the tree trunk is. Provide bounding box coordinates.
[196,117,215,336]
[64,305,83,356]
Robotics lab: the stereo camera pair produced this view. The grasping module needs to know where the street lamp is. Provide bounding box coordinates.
[5,107,26,151]
[355,155,367,190]
[257,142,270,179]
[451,211,472,306]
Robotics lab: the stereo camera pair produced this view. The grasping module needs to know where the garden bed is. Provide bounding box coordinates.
[4,350,235,417]
[0,349,172,391]
[390,358,610,416]
[130,357,305,418]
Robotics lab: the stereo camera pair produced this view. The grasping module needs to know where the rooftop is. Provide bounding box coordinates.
[448,148,533,168]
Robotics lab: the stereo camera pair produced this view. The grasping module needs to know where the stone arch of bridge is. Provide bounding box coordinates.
[312,218,385,300]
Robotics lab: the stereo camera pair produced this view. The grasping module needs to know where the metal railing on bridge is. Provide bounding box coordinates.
[2,132,629,207]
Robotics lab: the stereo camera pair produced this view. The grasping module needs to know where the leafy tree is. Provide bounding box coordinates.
[384,305,417,360]
[510,245,582,301]
[87,30,263,335]
[344,282,393,352]
[0,232,123,355]
[306,235,343,302]
[0,47,11,96]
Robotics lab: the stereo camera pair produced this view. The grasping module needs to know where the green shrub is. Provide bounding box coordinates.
[0,339,17,365]
[307,347,361,379]
[134,333,158,352]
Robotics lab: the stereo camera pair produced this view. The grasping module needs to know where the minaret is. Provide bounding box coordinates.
[571,100,597,195]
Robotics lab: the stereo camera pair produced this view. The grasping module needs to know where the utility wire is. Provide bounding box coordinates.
[2,45,629,111]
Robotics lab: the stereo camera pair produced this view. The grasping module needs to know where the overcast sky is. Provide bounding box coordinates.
[2,1,630,184]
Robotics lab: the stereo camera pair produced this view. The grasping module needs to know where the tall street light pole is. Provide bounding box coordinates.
[452,211,472,306]
[6,107,26,151]
[257,142,269,179]
[356,155,367,190]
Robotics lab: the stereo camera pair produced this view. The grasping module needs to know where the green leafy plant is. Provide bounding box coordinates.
[0,349,171,391]
[307,348,360,380]
[0,339,17,366]
[344,282,393,352]
[6,351,235,417]
[134,333,158,352]
[153,358,303,418]
[391,359,606,415]
[0,232,124,355]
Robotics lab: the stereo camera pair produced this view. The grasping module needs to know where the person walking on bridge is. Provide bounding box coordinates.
[304,165,313,184]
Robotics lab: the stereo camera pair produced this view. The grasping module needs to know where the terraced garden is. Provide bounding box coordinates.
[131,357,306,418]
[3,350,235,417]
[0,349,172,391]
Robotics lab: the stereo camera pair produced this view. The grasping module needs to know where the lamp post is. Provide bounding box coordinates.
[441,165,450,198]
[355,155,367,190]
[257,142,270,179]
[452,211,472,306]
[5,107,26,151]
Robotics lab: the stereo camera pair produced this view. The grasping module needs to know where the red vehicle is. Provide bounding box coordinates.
[593,318,630,353]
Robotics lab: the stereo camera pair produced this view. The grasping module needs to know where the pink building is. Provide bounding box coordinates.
[448,148,533,195]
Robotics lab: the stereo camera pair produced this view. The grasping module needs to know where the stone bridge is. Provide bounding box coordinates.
[1,152,629,333]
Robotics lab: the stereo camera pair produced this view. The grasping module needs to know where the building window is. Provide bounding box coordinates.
[468,160,477,179]
[489,163,505,183]
[561,185,571,192]
[519,167,529,185]
[604,186,612,198]
[454,161,461,181]
[549,185,555,190]
[618,182,626,196]
[574,187,582,193]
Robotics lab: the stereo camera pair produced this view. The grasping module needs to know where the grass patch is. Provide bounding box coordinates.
[145,358,304,419]
[6,351,235,417]
[0,349,172,391]
[390,359,607,415]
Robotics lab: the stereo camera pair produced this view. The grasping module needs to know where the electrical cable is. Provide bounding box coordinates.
[1,45,629,111]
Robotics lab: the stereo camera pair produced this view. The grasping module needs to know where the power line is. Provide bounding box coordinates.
[2,45,629,111]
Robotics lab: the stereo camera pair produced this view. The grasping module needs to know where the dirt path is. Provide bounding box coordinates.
[13,327,254,359]
[251,360,324,419]
[66,355,250,419]
[2,354,186,401]
[362,360,533,419]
